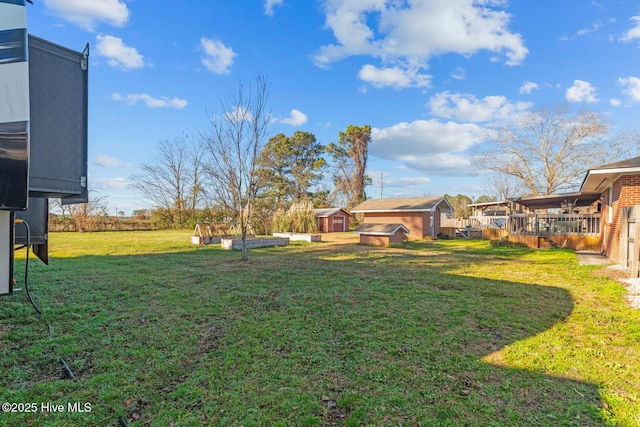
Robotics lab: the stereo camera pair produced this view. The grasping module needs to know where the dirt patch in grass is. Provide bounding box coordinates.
[198,324,225,353]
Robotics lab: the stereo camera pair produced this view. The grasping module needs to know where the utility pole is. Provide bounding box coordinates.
[379,172,384,199]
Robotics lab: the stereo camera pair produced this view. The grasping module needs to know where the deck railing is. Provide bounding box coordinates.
[509,213,600,236]
[441,215,510,229]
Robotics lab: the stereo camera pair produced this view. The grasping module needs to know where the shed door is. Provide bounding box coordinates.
[332,216,344,232]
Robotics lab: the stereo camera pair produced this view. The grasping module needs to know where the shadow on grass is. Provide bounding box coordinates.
[0,241,609,426]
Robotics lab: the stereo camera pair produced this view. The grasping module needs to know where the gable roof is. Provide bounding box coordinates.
[350,196,454,214]
[352,223,410,236]
[581,156,640,193]
[314,208,348,218]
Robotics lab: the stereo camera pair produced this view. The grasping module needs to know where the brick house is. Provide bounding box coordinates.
[350,197,454,238]
[314,208,350,233]
[581,156,640,265]
[352,223,410,246]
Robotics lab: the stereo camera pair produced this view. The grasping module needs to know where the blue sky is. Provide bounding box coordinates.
[23,0,640,214]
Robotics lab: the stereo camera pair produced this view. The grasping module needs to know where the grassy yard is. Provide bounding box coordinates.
[1,230,639,426]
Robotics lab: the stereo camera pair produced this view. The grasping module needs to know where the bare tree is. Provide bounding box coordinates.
[130,136,204,227]
[482,173,521,201]
[475,105,620,196]
[202,76,271,261]
[67,190,109,232]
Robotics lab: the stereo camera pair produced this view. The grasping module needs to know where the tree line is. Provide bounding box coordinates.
[128,78,638,254]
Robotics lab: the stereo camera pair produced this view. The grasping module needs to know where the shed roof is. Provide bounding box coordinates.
[352,223,410,236]
[350,197,453,213]
[314,208,348,218]
[581,156,640,193]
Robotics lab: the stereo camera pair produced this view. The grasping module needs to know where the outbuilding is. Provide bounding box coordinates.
[352,223,409,246]
[350,197,454,238]
[314,208,350,233]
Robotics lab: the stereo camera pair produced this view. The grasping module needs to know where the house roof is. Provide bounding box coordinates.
[352,223,410,236]
[514,192,602,210]
[314,208,347,218]
[581,156,640,193]
[350,197,454,214]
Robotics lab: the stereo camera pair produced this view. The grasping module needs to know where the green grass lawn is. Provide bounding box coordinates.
[1,230,639,426]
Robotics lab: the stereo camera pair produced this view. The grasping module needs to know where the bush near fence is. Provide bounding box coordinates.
[49,216,165,232]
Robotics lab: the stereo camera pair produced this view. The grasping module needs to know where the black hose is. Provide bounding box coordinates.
[17,219,127,423]
[19,220,76,379]
[20,221,42,315]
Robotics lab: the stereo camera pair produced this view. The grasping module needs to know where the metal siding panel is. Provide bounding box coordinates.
[0,210,11,294]
[28,35,88,199]
[0,28,27,64]
[0,0,27,6]
[0,3,26,30]
[0,121,28,209]
[0,62,29,122]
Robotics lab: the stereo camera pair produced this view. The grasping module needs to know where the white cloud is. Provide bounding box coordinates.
[280,109,308,126]
[428,92,531,123]
[112,93,188,109]
[384,176,432,188]
[620,16,640,43]
[565,79,599,103]
[313,0,527,88]
[43,0,129,31]
[577,21,601,36]
[92,177,129,190]
[94,154,129,168]
[610,98,622,107]
[358,64,431,89]
[451,67,466,81]
[618,76,640,102]
[519,81,539,94]
[200,37,236,74]
[264,0,284,16]
[96,35,144,71]
[371,119,485,175]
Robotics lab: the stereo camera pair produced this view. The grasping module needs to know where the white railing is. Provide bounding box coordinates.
[509,213,600,236]
[441,215,510,229]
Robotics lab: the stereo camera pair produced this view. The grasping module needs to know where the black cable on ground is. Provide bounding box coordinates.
[17,220,75,380]
[18,220,42,315]
[16,219,129,425]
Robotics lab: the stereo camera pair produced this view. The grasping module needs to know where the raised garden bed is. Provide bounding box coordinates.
[272,232,321,242]
[220,237,290,250]
[191,235,254,245]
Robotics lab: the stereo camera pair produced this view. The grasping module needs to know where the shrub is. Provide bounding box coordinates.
[271,201,318,234]
[489,239,528,248]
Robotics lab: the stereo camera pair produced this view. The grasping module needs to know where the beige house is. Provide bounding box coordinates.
[351,197,454,238]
